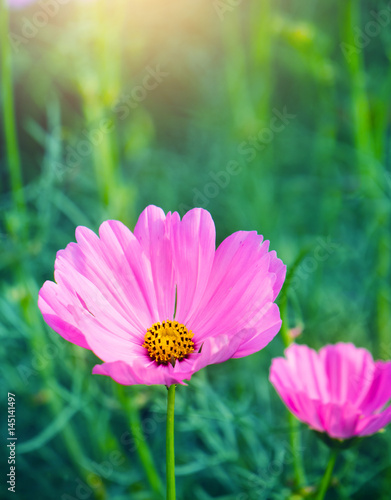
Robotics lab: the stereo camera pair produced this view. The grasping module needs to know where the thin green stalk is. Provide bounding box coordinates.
[279,294,291,350]
[288,412,306,488]
[315,449,338,500]
[250,0,272,121]
[343,0,373,166]
[166,384,176,500]
[22,278,106,499]
[128,397,164,497]
[343,0,391,354]
[278,249,310,488]
[221,10,255,133]
[77,1,124,214]
[118,387,164,497]
[248,0,275,232]
[0,0,25,212]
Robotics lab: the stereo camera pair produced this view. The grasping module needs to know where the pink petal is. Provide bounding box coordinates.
[97,219,161,326]
[357,361,391,415]
[171,208,215,325]
[290,392,326,433]
[270,344,329,401]
[79,311,146,365]
[268,250,287,301]
[92,358,179,386]
[173,331,244,377]
[320,343,375,405]
[270,352,328,432]
[286,344,330,400]
[319,401,361,439]
[38,280,90,349]
[54,266,143,344]
[74,224,155,330]
[189,231,285,350]
[231,303,282,358]
[270,355,299,394]
[54,222,157,334]
[269,373,326,433]
[133,206,176,321]
[355,406,391,436]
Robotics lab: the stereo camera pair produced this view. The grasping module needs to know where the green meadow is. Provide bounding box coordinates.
[1,0,391,498]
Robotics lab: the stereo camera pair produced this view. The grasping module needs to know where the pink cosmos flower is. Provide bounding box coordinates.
[270,343,391,439]
[38,205,286,386]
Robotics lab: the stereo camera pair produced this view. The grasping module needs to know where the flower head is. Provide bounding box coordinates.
[270,342,391,439]
[39,205,285,386]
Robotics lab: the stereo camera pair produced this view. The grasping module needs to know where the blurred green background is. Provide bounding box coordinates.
[1,0,391,498]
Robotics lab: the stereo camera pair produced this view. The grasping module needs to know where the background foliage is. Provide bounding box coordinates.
[1,0,391,498]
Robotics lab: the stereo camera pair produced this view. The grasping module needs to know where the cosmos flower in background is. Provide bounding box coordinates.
[270,342,391,440]
[38,205,286,386]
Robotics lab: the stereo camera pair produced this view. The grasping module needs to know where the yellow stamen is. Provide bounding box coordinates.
[142,320,195,365]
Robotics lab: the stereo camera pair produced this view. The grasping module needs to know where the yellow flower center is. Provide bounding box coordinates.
[142,320,195,365]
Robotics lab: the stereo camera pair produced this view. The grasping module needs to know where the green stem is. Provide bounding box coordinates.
[343,0,391,356]
[221,10,255,133]
[279,275,306,488]
[343,0,373,164]
[117,387,164,497]
[0,0,25,212]
[128,397,164,497]
[83,100,117,210]
[315,449,338,500]
[250,0,272,121]
[166,384,176,500]
[22,279,106,499]
[288,412,306,488]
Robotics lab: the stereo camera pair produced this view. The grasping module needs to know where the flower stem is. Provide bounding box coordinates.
[315,448,338,500]
[343,0,391,356]
[127,397,164,497]
[288,412,306,488]
[117,387,164,497]
[166,384,176,500]
[279,283,306,488]
[0,0,25,213]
